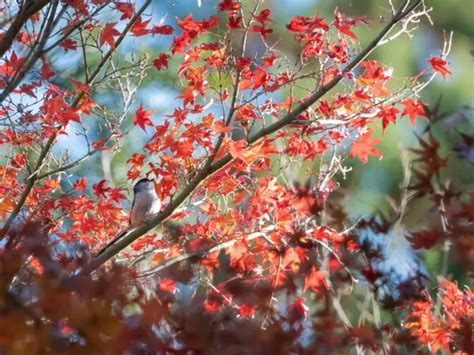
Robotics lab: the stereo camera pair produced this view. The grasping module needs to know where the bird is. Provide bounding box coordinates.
[96,178,161,257]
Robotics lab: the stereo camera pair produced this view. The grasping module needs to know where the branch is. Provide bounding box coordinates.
[43,2,110,54]
[92,0,424,268]
[0,3,110,105]
[0,0,51,58]
[0,0,60,104]
[36,132,114,180]
[138,227,275,278]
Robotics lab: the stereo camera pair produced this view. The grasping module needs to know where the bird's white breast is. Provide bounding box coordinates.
[130,191,161,226]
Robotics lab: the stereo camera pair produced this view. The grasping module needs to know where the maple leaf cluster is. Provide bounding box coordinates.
[405,278,473,353]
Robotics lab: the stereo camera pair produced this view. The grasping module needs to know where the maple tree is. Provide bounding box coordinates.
[0,0,472,353]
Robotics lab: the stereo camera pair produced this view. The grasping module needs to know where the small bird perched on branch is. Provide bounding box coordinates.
[96,178,161,256]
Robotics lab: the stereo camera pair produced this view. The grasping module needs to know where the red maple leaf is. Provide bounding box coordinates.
[376,105,400,131]
[17,82,40,98]
[401,99,428,127]
[73,177,87,190]
[131,16,151,36]
[288,297,308,322]
[286,16,307,32]
[282,247,304,273]
[159,278,176,293]
[127,153,146,167]
[227,240,248,269]
[212,121,233,133]
[66,0,88,14]
[227,15,242,29]
[99,22,120,48]
[71,79,90,94]
[249,9,273,39]
[262,53,277,68]
[152,24,173,35]
[60,38,77,52]
[108,188,127,203]
[253,9,271,25]
[249,24,273,40]
[333,8,367,39]
[334,22,356,39]
[203,299,221,312]
[240,66,268,91]
[93,179,110,198]
[304,267,328,293]
[153,53,170,70]
[238,304,256,318]
[133,104,153,131]
[115,1,135,20]
[92,139,107,150]
[177,87,195,107]
[11,153,26,169]
[428,56,452,79]
[218,0,241,12]
[350,129,382,163]
[40,60,54,80]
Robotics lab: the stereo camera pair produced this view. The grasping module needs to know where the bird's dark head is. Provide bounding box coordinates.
[133,178,155,193]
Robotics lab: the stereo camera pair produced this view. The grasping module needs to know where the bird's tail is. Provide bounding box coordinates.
[96,227,130,257]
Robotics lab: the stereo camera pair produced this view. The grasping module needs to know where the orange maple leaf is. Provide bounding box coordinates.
[428,56,452,79]
[99,22,120,48]
[177,86,195,106]
[401,99,428,127]
[349,129,382,163]
[133,104,153,131]
[304,266,328,293]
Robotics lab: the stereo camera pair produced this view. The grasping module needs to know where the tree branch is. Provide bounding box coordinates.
[36,132,114,180]
[0,2,110,105]
[0,0,51,58]
[92,0,424,269]
[42,2,110,54]
[0,0,60,104]
[138,227,275,278]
